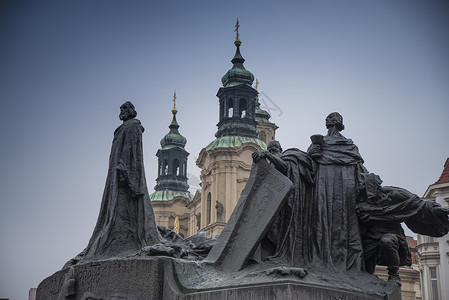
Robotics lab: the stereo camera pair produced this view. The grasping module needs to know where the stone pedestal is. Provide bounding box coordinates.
[37,257,401,300]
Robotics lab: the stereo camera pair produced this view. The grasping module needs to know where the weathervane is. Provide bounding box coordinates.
[172,90,178,115]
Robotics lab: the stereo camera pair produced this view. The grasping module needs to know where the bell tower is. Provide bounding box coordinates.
[196,20,266,237]
[150,92,193,237]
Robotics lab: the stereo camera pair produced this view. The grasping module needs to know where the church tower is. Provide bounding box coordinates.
[196,20,267,237]
[254,79,278,144]
[150,93,194,238]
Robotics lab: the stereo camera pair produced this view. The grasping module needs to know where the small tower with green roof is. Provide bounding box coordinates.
[150,92,193,237]
[254,79,279,144]
[196,20,269,237]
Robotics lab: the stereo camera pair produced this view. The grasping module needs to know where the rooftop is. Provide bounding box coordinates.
[434,158,449,184]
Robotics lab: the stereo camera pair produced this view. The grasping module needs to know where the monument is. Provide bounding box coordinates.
[36,105,449,299]
[36,23,449,300]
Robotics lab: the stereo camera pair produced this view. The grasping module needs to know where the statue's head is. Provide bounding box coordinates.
[325,112,344,131]
[267,140,282,156]
[119,101,137,121]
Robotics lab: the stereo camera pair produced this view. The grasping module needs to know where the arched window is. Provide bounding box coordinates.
[173,159,180,176]
[163,159,168,175]
[207,192,211,224]
[227,99,234,118]
[259,131,267,144]
[220,100,225,120]
[239,98,247,118]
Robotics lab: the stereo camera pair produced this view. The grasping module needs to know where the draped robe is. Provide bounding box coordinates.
[83,118,160,259]
[265,148,316,266]
[357,185,449,268]
[309,135,366,272]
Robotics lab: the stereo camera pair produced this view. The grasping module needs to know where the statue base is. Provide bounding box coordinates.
[37,257,401,300]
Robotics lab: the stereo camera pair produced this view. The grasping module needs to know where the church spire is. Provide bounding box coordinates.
[221,19,255,88]
[152,92,190,195]
[216,20,258,139]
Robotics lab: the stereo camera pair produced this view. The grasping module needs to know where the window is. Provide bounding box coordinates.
[227,99,234,118]
[239,98,247,118]
[259,132,267,144]
[163,159,168,175]
[207,193,211,224]
[429,267,439,300]
[173,159,180,176]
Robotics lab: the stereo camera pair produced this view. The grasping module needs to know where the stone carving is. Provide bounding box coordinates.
[196,213,201,231]
[215,201,224,221]
[356,173,449,284]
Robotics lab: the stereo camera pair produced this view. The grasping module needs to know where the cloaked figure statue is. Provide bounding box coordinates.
[356,173,449,284]
[75,102,161,263]
[64,102,213,268]
[307,112,367,272]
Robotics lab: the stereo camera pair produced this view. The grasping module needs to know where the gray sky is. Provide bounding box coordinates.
[0,1,448,299]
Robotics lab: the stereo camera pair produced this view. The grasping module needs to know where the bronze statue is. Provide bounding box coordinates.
[307,112,367,272]
[66,102,161,266]
[357,173,449,284]
[253,140,316,266]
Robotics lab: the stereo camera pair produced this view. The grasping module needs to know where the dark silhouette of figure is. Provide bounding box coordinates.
[68,102,161,265]
[253,140,316,266]
[307,112,367,272]
[357,173,449,284]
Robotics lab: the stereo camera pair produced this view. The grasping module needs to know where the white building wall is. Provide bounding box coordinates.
[417,182,449,300]
[435,191,449,300]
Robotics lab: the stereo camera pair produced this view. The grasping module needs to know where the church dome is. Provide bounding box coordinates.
[255,98,271,123]
[221,40,254,87]
[160,113,187,149]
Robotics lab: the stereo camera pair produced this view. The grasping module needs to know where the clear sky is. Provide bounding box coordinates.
[0,1,448,299]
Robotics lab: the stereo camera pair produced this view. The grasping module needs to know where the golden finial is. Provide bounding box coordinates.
[172,90,178,115]
[255,79,259,91]
[234,18,241,47]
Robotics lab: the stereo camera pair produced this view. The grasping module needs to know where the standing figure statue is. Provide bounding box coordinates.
[70,102,161,264]
[307,112,367,272]
[253,140,316,266]
[357,173,449,284]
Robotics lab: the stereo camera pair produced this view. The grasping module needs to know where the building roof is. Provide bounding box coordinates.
[149,190,194,202]
[221,39,254,88]
[205,135,266,151]
[434,158,449,184]
[160,113,187,149]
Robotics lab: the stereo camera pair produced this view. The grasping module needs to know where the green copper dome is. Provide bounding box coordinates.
[149,190,194,202]
[205,135,266,151]
[221,42,254,87]
[255,98,271,123]
[160,114,187,149]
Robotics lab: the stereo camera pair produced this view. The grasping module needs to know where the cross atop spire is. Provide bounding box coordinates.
[172,90,178,115]
[235,18,240,40]
[234,18,241,47]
